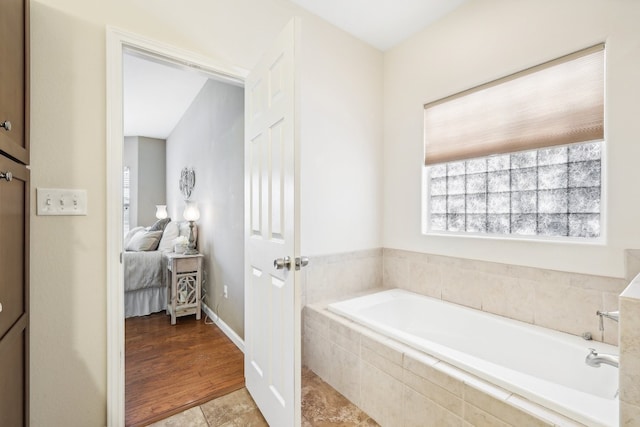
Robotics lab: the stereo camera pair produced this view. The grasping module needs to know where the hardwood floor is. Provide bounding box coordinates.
[125,312,244,427]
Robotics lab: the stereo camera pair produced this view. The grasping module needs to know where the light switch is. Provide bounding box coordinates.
[37,188,88,216]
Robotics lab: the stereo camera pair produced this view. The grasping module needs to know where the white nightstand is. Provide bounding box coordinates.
[164,252,204,325]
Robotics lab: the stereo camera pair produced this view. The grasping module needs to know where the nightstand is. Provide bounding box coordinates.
[165,252,204,325]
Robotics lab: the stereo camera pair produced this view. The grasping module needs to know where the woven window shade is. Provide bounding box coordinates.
[424,45,604,165]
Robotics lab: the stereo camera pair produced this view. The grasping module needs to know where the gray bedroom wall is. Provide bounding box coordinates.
[124,136,166,228]
[166,78,245,338]
[138,136,167,226]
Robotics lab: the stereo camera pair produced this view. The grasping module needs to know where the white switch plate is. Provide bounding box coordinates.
[37,188,88,216]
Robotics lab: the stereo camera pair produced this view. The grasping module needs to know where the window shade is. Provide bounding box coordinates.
[424,44,604,166]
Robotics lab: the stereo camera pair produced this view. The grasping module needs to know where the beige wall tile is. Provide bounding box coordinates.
[403,353,464,397]
[463,403,510,427]
[328,317,360,355]
[534,281,602,337]
[403,385,463,427]
[408,259,442,298]
[359,362,404,426]
[441,268,483,309]
[463,383,550,427]
[620,401,640,427]
[362,346,403,380]
[383,253,409,289]
[481,275,535,324]
[303,327,331,381]
[620,297,640,406]
[325,343,361,406]
[602,291,620,345]
[625,250,640,281]
[404,369,463,415]
[360,332,404,365]
[506,395,582,427]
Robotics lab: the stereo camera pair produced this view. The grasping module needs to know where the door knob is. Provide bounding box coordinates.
[0,171,12,182]
[0,302,3,313]
[273,256,292,270]
[1,121,11,131]
[295,256,309,270]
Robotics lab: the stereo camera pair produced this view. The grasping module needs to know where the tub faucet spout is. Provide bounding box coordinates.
[585,348,619,368]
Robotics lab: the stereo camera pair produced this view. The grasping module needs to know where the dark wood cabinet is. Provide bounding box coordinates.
[0,0,30,425]
[0,0,29,164]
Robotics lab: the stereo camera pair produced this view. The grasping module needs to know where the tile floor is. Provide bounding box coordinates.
[149,368,378,426]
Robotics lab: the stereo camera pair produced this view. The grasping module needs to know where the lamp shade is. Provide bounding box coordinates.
[155,205,168,220]
[183,200,200,222]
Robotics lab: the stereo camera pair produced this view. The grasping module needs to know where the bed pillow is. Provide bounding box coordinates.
[126,230,163,251]
[157,221,180,252]
[124,226,145,248]
[148,217,171,232]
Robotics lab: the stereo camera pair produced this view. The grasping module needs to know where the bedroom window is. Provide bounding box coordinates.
[123,166,131,234]
[423,44,604,239]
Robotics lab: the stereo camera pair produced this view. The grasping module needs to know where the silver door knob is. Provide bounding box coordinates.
[274,256,292,270]
[0,302,3,313]
[1,121,11,131]
[0,171,12,182]
[295,256,309,270]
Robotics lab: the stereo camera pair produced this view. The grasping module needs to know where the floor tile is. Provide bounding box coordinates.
[147,406,208,427]
[201,387,267,426]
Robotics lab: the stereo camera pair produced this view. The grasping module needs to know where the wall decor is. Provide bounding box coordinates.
[179,167,196,199]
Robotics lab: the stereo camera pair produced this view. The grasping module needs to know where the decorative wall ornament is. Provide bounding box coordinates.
[179,167,196,200]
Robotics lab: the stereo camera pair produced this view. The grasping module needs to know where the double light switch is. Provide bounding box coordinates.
[37,188,88,216]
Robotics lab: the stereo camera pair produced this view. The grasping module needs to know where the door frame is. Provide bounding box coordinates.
[105,28,247,427]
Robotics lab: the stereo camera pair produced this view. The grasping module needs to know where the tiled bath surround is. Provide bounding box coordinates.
[303,248,640,425]
[619,275,640,425]
[303,304,584,426]
[382,248,635,345]
[304,248,635,344]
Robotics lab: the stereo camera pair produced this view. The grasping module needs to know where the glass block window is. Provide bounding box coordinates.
[427,141,602,238]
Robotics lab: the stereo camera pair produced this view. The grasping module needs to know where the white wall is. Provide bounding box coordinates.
[166,79,246,338]
[299,16,383,256]
[29,0,383,424]
[383,0,640,278]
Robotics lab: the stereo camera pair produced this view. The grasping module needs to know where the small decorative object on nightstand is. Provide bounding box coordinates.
[165,252,204,325]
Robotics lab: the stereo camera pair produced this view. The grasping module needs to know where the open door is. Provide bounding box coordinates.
[244,18,301,427]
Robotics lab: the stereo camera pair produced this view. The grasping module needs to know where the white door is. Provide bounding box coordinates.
[244,19,301,427]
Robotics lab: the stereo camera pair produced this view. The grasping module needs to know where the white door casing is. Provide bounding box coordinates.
[244,19,301,427]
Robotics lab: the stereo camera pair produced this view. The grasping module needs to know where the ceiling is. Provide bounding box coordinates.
[123,53,209,139]
[289,0,468,51]
[123,0,468,139]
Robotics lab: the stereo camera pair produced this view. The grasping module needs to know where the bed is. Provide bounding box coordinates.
[123,220,194,317]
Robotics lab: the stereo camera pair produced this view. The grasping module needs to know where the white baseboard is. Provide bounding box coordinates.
[202,303,245,353]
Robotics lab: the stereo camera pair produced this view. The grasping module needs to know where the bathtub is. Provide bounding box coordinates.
[328,289,619,427]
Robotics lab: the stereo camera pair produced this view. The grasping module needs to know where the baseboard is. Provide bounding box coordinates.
[202,303,245,353]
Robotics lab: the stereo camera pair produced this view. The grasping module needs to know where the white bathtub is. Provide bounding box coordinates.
[328,289,619,427]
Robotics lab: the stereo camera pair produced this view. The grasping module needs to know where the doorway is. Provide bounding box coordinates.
[106,29,248,426]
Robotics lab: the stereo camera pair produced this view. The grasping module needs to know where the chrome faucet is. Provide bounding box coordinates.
[596,310,619,331]
[585,348,619,368]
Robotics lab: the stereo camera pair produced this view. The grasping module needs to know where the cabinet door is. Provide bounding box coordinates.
[0,155,28,339]
[0,317,27,427]
[0,0,28,164]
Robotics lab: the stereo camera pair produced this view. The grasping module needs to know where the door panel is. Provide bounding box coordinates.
[244,19,300,427]
[0,316,27,427]
[0,0,28,163]
[0,155,28,339]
